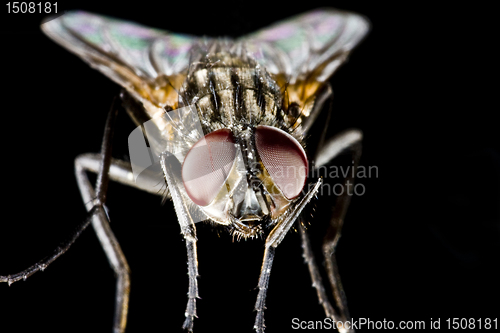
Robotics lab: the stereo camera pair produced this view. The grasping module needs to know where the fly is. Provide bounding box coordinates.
[1,8,369,333]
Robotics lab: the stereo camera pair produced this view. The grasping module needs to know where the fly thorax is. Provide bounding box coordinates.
[179,51,285,134]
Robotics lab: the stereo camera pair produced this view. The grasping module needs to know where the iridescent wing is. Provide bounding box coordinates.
[42,11,210,225]
[42,11,199,111]
[241,9,370,131]
[242,9,369,83]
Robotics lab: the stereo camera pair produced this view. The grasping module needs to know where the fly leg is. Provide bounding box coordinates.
[181,227,199,332]
[74,109,170,332]
[299,222,337,320]
[253,246,276,332]
[75,153,167,197]
[303,129,362,333]
[0,205,99,285]
[159,152,200,332]
[1,98,131,333]
[73,97,134,333]
[253,180,322,332]
[80,145,201,333]
[1,97,167,331]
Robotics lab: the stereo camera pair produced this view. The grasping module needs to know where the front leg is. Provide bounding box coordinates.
[253,180,322,332]
[253,246,276,332]
[160,152,200,331]
[181,226,200,332]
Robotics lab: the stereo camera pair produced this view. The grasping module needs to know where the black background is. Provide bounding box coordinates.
[1,1,499,333]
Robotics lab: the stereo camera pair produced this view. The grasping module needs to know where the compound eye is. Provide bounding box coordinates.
[182,129,236,206]
[255,125,308,199]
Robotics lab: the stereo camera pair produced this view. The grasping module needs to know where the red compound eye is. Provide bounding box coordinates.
[255,125,308,199]
[182,129,236,206]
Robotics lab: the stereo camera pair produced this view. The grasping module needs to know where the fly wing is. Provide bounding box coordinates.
[242,8,369,84]
[42,11,208,225]
[41,11,199,109]
[241,9,369,133]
